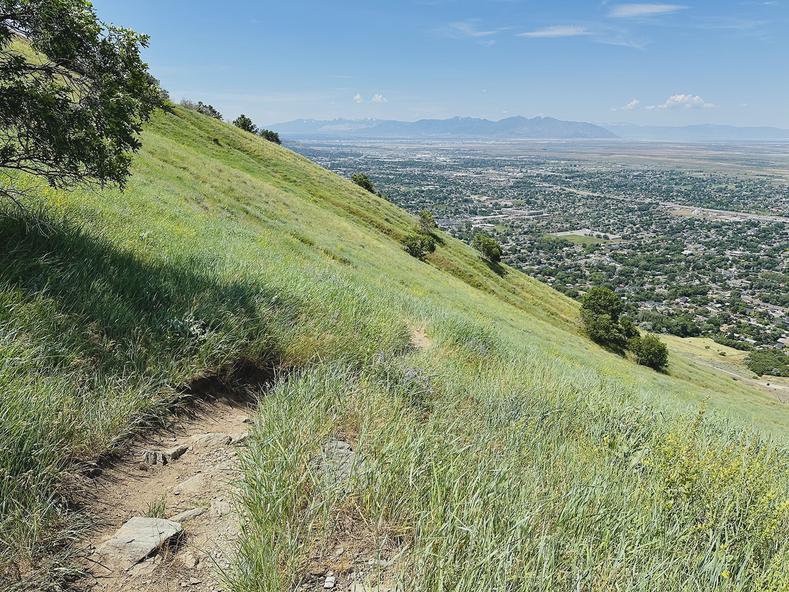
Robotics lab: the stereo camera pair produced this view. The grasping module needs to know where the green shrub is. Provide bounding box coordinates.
[746,349,789,377]
[351,173,376,193]
[233,114,258,134]
[472,233,502,263]
[581,287,624,321]
[630,334,669,370]
[403,232,436,260]
[580,287,628,350]
[259,129,281,144]
[581,309,627,350]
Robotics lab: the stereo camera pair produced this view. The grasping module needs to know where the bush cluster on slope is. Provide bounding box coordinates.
[472,232,503,263]
[181,99,223,120]
[581,286,668,370]
[746,349,789,377]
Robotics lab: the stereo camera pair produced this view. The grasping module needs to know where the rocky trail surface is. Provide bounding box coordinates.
[76,396,253,592]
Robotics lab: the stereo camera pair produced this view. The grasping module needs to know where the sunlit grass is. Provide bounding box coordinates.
[1,107,788,589]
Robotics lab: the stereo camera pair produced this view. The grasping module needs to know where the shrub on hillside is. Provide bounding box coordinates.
[621,318,641,349]
[352,173,376,193]
[403,232,436,260]
[579,287,663,361]
[181,99,223,120]
[630,334,669,371]
[472,233,502,263]
[259,129,281,144]
[581,309,627,351]
[581,286,624,320]
[233,114,258,134]
[746,349,789,377]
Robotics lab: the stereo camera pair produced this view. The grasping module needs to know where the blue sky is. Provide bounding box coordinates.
[92,1,789,127]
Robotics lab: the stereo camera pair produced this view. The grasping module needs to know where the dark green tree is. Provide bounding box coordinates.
[472,232,503,263]
[233,114,258,134]
[581,287,624,321]
[351,172,375,193]
[630,334,669,371]
[403,232,436,260]
[259,129,281,144]
[580,287,628,350]
[1,0,161,202]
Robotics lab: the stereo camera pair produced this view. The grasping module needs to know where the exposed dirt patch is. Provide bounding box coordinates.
[409,326,432,350]
[300,504,404,592]
[75,397,254,592]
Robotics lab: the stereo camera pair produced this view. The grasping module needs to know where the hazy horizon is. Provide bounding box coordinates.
[91,1,789,128]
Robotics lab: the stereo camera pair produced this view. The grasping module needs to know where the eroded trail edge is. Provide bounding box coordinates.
[77,397,254,592]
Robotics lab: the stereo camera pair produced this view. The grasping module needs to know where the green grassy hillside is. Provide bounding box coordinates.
[1,107,788,590]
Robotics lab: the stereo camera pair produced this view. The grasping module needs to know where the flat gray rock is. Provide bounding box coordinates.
[315,439,357,489]
[96,517,182,568]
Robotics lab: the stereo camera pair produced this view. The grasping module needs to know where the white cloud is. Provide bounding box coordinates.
[353,93,363,104]
[608,4,686,18]
[446,20,500,38]
[613,99,641,111]
[647,94,716,110]
[518,25,591,38]
[371,93,388,104]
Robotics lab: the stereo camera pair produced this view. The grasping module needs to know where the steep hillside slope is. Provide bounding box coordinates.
[1,107,788,590]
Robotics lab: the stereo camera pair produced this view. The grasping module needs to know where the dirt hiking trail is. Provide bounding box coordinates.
[76,395,253,592]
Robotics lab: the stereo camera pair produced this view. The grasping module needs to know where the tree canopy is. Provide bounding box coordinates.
[472,232,503,263]
[630,334,669,371]
[233,114,258,134]
[581,287,624,321]
[351,173,376,193]
[580,287,627,350]
[259,129,281,144]
[0,0,161,201]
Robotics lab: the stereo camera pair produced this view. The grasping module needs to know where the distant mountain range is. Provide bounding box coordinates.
[273,116,617,140]
[602,124,789,142]
[272,116,789,142]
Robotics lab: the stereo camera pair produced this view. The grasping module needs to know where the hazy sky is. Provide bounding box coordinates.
[92,1,789,127]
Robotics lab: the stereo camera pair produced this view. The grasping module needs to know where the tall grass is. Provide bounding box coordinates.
[235,333,789,591]
[1,106,788,588]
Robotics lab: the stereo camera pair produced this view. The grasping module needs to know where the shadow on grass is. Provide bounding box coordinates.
[0,206,295,381]
[484,259,507,277]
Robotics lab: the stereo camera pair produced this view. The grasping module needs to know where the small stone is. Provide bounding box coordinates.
[169,507,206,523]
[164,444,189,461]
[178,550,200,569]
[241,417,253,424]
[324,575,337,589]
[231,432,249,445]
[141,450,167,466]
[211,498,232,517]
[173,474,206,496]
[189,433,232,449]
[83,462,103,478]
